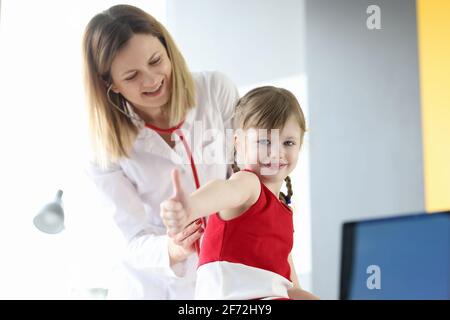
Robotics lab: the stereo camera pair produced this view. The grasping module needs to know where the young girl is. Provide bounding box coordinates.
[160,86,318,300]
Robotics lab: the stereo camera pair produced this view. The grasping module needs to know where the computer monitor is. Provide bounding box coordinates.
[340,211,450,300]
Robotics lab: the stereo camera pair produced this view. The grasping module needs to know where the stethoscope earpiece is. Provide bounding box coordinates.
[106,85,142,122]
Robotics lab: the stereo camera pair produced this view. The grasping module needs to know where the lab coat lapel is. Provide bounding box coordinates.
[136,107,196,165]
[138,129,183,164]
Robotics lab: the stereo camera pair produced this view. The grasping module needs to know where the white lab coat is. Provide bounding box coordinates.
[87,71,239,299]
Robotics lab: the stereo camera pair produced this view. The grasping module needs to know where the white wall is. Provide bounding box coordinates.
[305,0,425,299]
[167,0,306,88]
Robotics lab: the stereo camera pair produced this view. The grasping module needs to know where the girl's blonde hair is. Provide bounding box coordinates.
[82,4,195,168]
[232,86,307,205]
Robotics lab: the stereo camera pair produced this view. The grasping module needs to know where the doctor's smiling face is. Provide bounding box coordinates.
[110,33,172,119]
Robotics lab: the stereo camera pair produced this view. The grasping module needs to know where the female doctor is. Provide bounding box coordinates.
[82,4,239,299]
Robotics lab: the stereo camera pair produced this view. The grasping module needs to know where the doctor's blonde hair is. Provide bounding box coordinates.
[82,4,195,169]
[232,86,307,206]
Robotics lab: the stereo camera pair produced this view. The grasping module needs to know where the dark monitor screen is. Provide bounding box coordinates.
[340,212,450,300]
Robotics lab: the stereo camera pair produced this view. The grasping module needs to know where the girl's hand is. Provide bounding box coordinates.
[160,169,194,237]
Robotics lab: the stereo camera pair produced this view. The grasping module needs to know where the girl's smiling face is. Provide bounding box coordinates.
[235,114,303,183]
[110,33,172,114]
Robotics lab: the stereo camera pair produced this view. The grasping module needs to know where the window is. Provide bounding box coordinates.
[0,0,166,299]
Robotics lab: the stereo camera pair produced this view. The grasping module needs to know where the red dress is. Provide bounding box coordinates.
[196,169,294,299]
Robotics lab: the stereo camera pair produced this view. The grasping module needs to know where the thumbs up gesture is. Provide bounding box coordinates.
[160,169,194,237]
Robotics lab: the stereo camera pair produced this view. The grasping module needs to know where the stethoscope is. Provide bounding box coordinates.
[145,121,206,255]
[107,85,205,255]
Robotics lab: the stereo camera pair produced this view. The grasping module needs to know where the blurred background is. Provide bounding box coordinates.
[0,0,448,299]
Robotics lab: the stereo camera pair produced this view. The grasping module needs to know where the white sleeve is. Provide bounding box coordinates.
[126,231,198,279]
[86,162,195,278]
[210,71,240,177]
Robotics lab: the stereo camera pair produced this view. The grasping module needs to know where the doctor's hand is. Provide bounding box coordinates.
[161,169,202,264]
[167,220,203,265]
[160,169,195,237]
